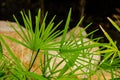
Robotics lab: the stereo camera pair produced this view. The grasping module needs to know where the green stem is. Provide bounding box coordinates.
[42,51,46,74]
[28,50,34,70]
[28,49,40,71]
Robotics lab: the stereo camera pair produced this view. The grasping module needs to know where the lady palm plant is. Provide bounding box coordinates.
[0,8,113,80]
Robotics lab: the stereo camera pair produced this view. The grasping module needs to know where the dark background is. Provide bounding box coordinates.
[0,0,120,48]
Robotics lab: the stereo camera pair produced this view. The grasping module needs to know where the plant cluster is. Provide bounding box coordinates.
[0,8,120,80]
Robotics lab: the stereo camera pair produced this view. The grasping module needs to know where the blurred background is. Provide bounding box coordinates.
[0,0,120,48]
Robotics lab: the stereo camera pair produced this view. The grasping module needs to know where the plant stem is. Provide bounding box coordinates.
[42,51,46,75]
[28,50,34,70]
[28,49,40,71]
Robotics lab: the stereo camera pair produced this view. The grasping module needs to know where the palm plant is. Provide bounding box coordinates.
[1,8,119,80]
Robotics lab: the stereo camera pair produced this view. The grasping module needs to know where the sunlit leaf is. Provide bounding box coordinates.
[99,25,118,49]
[107,17,120,32]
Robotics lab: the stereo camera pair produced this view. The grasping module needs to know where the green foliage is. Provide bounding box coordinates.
[99,17,120,79]
[1,8,120,79]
